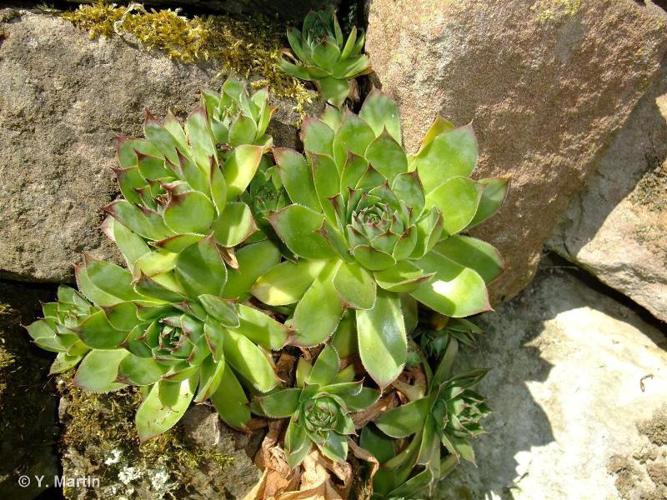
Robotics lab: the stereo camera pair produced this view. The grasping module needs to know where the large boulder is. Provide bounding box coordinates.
[0,9,313,283]
[548,68,667,322]
[437,261,667,499]
[366,0,667,302]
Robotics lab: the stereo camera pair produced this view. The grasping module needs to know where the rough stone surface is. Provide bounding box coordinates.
[548,68,667,322]
[0,280,59,499]
[436,262,667,499]
[59,383,260,499]
[0,10,311,283]
[366,0,667,302]
[66,0,342,22]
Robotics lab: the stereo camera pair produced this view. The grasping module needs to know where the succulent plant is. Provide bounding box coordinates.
[201,78,274,148]
[108,78,268,253]
[362,337,489,497]
[27,223,288,439]
[25,286,92,375]
[25,70,503,497]
[253,91,506,388]
[254,345,379,467]
[280,7,370,107]
[419,316,484,357]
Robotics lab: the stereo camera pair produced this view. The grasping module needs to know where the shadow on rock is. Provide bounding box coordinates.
[437,259,667,499]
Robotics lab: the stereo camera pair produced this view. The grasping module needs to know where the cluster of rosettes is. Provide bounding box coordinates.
[27,12,506,494]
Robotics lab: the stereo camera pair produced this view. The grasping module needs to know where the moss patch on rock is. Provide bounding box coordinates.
[58,374,256,499]
[61,2,312,113]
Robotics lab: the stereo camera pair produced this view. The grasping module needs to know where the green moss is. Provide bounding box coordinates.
[61,2,312,114]
[531,0,582,23]
[59,373,232,498]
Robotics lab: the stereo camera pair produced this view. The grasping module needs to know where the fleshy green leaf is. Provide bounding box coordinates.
[213,202,257,247]
[223,240,281,300]
[185,108,216,167]
[198,294,239,327]
[274,148,319,210]
[154,233,205,253]
[391,172,425,215]
[195,355,226,402]
[332,113,375,169]
[102,218,150,271]
[223,330,278,393]
[134,273,185,303]
[118,353,166,385]
[351,245,396,271]
[318,431,348,463]
[77,310,130,349]
[255,388,302,418]
[333,261,376,310]
[105,200,173,241]
[224,145,266,198]
[468,177,509,228]
[365,131,408,181]
[416,116,455,153]
[425,177,482,235]
[229,115,258,147]
[80,260,143,305]
[234,304,288,350]
[50,352,84,375]
[360,426,396,463]
[310,153,340,219]
[411,249,491,317]
[359,90,402,143]
[356,291,407,388]
[435,236,504,284]
[210,363,251,430]
[375,398,430,438]
[285,418,311,468]
[291,265,345,346]
[269,205,336,260]
[252,259,326,306]
[301,117,334,156]
[133,250,178,278]
[163,191,215,234]
[175,236,227,297]
[413,125,478,194]
[74,349,128,392]
[318,77,351,107]
[104,302,142,331]
[331,312,356,358]
[136,377,197,441]
[307,345,340,386]
[374,261,434,293]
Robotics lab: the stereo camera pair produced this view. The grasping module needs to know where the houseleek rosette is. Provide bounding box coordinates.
[26,80,291,440]
[107,78,268,254]
[201,77,274,148]
[252,91,507,388]
[26,227,288,439]
[362,337,490,497]
[254,345,379,467]
[280,8,370,107]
